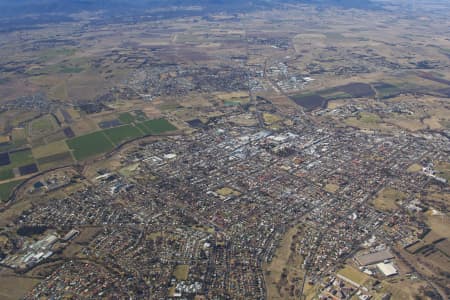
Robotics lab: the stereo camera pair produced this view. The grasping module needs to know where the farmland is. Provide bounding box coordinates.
[67,119,177,161]
[66,131,114,161]
[103,125,144,145]
[0,179,24,202]
[138,119,177,134]
[291,94,326,111]
[37,152,74,170]
[32,140,69,159]
[29,115,58,138]
[0,149,38,181]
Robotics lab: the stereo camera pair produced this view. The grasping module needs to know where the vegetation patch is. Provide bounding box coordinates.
[263,225,305,299]
[0,168,14,181]
[358,112,381,124]
[332,82,375,98]
[0,149,36,181]
[291,93,326,111]
[0,275,40,300]
[11,128,27,147]
[373,188,407,212]
[98,119,122,129]
[407,163,422,173]
[118,112,135,124]
[138,118,177,134]
[9,149,35,168]
[173,264,189,281]
[263,113,282,125]
[37,152,74,170]
[32,140,69,159]
[0,179,24,202]
[103,125,143,145]
[38,48,77,62]
[216,187,241,197]
[345,112,384,130]
[373,82,402,99]
[337,265,371,287]
[133,110,148,122]
[67,131,114,161]
[434,161,450,181]
[324,183,339,193]
[29,114,59,138]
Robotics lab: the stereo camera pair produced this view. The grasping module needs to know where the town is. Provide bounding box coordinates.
[0,0,449,299]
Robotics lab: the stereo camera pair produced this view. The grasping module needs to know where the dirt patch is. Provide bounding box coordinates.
[0,273,40,300]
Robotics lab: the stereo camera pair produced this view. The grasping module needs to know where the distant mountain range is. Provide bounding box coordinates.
[0,0,383,33]
[0,0,382,17]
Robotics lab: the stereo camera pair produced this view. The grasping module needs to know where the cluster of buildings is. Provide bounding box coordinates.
[4,106,448,298]
[1,230,78,271]
[126,64,251,99]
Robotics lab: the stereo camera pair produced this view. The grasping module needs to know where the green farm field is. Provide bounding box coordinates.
[103,125,143,145]
[66,131,114,161]
[0,179,24,202]
[0,149,36,181]
[139,118,177,134]
[67,118,176,161]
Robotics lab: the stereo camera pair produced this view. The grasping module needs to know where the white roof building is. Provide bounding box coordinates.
[377,262,398,277]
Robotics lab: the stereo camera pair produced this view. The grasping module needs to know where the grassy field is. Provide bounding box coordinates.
[434,161,450,181]
[324,183,339,193]
[0,275,40,300]
[32,140,69,159]
[345,112,387,131]
[263,113,282,125]
[103,125,143,145]
[373,188,406,211]
[406,163,422,173]
[263,225,305,300]
[38,48,77,62]
[11,128,28,147]
[138,118,177,134]
[67,131,114,161]
[373,82,402,99]
[216,187,241,197]
[30,114,58,138]
[37,152,74,170]
[337,265,371,286]
[173,265,189,281]
[118,112,135,124]
[0,149,37,181]
[0,168,14,181]
[0,179,24,202]
[9,149,35,168]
